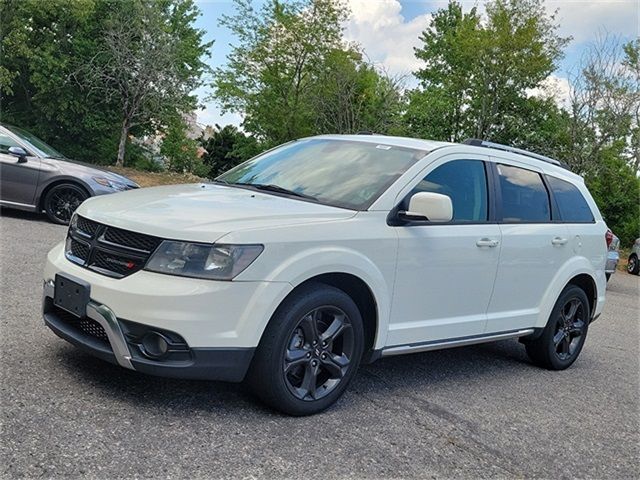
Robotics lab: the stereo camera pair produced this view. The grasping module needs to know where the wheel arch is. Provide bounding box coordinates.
[291,272,379,362]
[37,177,92,212]
[536,257,603,330]
[567,273,597,319]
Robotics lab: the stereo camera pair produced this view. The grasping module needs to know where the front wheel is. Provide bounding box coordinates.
[43,183,88,224]
[246,283,364,416]
[525,285,590,370]
[628,254,639,275]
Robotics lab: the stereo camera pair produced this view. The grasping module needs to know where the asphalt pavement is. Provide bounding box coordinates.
[1,208,638,479]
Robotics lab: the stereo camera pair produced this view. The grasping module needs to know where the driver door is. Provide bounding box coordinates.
[387,155,501,346]
[0,131,40,206]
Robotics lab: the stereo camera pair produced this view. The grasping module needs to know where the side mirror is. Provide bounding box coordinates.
[8,146,28,163]
[401,192,453,223]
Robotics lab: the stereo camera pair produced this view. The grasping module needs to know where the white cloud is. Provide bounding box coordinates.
[547,0,638,45]
[526,75,572,109]
[344,0,431,78]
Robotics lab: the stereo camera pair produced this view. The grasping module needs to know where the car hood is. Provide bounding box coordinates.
[76,183,356,243]
[43,158,138,187]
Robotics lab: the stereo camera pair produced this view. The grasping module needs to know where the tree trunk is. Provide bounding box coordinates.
[116,119,129,167]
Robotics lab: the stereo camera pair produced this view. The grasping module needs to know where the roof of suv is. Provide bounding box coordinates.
[314,134,583,183]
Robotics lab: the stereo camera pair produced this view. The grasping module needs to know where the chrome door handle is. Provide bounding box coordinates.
[552,237,568,246]
[476,238,499,248]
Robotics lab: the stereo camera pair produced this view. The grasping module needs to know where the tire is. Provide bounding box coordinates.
[43,183,88,225]
[628,254,640,275]
[605,273,611,282]
[246,282,364,416]
[525,285,590,370]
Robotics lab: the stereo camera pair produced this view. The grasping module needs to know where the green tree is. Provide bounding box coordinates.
[0,0,211,166]
[199,124,260,179]
[0,0,121,162]
[160,116,203,174]
[311,49,404,134]
[74,0,212,166]
[407,0,568,143]
[212,0,348,144]
[585,146,640,246]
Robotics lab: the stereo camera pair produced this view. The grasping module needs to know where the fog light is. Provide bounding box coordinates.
[141,332,169,359]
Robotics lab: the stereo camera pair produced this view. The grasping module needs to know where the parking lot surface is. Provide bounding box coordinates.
[1,209,638,479]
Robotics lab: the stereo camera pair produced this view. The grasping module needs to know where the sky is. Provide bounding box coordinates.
[193,0,639,128]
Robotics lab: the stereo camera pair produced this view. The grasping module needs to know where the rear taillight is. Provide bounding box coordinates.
[605,229,613,249]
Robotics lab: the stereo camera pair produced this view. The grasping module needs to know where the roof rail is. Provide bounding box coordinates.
[463,138,568,168]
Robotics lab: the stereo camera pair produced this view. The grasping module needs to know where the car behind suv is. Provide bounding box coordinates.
[0,123,138,224]
[42,135,607,415]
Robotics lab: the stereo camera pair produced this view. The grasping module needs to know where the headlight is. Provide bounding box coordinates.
[145,241,263,280]
[93,176,128,191]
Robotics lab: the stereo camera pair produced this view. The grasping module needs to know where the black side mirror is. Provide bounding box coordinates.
[8,146,28,163]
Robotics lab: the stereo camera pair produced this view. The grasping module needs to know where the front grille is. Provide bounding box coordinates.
[65,216,161,278]
[69,238,90,262]
[53,305,109,344]
[103,226,161,252]
[76,215,100,236]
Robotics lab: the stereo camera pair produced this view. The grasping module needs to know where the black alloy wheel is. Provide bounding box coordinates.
[44,184,88,224]
[247,283,364,416]
[551,298,586,361]
[284,306,355,401]
[525,285,590,370]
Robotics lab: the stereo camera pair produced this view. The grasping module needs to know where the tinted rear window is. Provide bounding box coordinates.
[547,176,594,223]
[497,164,550,222]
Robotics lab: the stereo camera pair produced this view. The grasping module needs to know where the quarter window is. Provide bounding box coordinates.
[547,175,594,223]
[497,164,550,222]
[411,160,488,222]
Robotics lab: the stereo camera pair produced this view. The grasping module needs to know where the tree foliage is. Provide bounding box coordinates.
[407,0,568,143]
[0,0,211,165]
[212,0,403,145]
[199,124,260,179]
[75,0,212,166]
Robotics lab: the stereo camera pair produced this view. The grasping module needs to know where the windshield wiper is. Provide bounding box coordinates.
[231,182,317,201]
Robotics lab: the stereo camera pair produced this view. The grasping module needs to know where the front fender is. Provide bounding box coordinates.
[239,245,394,350]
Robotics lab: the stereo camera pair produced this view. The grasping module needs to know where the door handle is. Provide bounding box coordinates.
[552,237,568,246]
[476,238,499,248]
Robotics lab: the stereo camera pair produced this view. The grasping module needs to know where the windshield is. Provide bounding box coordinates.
[217,138,428,210]
[5,125,66,159]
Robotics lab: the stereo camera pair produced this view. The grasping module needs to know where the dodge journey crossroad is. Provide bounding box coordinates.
[43,135,607,415]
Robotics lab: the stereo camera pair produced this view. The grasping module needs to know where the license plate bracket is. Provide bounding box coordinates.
[53,273,90,318]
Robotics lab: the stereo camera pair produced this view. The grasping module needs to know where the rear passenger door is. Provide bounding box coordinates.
[485,160,572,332]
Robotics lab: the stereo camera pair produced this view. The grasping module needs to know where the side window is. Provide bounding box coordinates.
[0,133,20,155]
[411,160,488,222]
[547,175,594,223]
[497,164,550,222]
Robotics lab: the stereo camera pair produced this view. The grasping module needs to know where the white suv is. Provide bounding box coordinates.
[43,135,607,415]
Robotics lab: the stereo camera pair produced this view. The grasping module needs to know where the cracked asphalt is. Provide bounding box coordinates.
[1,208,639,479]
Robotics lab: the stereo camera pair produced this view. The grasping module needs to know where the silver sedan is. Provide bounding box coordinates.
[0,124,138,224]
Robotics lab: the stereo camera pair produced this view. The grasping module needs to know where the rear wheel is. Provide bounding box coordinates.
[247,283,364,416]
[628,254,639,275]
[525,285,590,370]
[43,183,88,225]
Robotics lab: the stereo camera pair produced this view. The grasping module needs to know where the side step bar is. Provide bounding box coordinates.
[381,329,535,357]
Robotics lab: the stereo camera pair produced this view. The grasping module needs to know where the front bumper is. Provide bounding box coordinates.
[43,280,254,381]
[43,241,292,381]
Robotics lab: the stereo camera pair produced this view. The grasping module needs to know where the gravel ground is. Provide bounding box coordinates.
[1,208,638,479]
